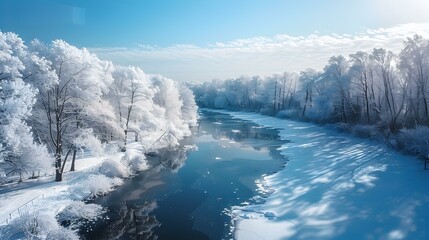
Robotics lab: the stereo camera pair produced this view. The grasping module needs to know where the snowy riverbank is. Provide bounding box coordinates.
[215,110,429,240]
[0,141,150,239]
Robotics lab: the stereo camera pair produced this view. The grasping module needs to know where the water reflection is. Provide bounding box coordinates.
[84,201,160,240]
[83,110,288,240]
[198,112,281,142]
[83,147,196,240]
[147,145,197,174]
[197,111,289,163]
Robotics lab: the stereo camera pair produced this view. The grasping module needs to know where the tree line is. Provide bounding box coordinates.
[0,31,198,182]
[192,35,429,157]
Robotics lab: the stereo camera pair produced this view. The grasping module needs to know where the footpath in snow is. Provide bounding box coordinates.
[217,111,429,240]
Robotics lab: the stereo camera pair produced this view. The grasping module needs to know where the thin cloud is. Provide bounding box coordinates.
[91,23,429,82]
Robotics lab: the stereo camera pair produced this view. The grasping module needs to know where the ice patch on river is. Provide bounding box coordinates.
[212,110,429,240]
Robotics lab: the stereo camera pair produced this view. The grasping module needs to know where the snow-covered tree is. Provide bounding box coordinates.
[299,69,320,118]
[0,31,52,181]
[28,39,117,181]
[371,48,405,131]
[399,35,429,126]
[323,55,357,123]
[179,85,198,126]
[109,65,154,151]
[151,75,190,148]
[349,51,375,124]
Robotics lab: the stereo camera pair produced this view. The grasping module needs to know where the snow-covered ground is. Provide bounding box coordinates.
[0,141,148,239]
[218,111,429,240]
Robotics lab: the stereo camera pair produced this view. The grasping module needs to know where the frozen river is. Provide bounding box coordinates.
[226,111,429,240]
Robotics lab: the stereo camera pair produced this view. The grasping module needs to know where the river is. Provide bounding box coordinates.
[81,110,288,239]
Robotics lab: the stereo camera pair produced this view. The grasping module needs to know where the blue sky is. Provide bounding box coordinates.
[1,0,429,81]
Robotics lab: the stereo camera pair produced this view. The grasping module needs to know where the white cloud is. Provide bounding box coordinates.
[374,0,429,25]
[91,23,429,83]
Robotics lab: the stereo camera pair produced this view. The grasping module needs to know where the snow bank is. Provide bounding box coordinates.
[122,144,149,172]
[0,141,148,239]
[69,174,124,199]
[214,110,429,240]
[0,121,195,239]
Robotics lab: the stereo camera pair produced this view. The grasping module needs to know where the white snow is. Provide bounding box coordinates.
[212,110,429,240]
[0,141,146,239]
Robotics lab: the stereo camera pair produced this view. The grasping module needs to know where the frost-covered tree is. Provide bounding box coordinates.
[179,85,198,126]
[1,30,199,186]
[151,75,190,148]
[0,79,53,181]
[323,55,357,123]
[399,35,429,125]
[349,51,382,124]
[28,40,116,181]
[191,35,429,154]
[109,65,153,151]
[371,48,405,131]
[0,32,52,181]
[299,69,320,118]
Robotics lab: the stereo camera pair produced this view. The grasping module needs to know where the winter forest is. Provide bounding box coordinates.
[192,34,429,158]
[9,32,429,185]
[0,31,198,183]
[2,29,429,239]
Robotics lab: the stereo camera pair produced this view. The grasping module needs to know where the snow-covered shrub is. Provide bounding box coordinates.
[56,201,105,229]
[99,158,130,178]
[104,141,121,155]
[72,128,104,157]
[259,106,275,116]
[121,150,148,172]
[277,109,300,119]
[397,126,429,157]
[351,124,377,138]
[330,122,352,133]
[1,209,78,240]
[87,175,123,198]
[305,94,335,122]
[214,95,229,109]
[70,174,123,199]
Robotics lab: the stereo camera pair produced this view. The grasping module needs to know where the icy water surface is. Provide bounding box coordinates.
[82,110,288,239]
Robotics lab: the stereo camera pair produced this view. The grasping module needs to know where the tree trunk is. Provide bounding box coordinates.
[122,129,128,152]
[273,81,277,112]
[364,88,370,124]
[70,149,77,171]
[55,153,62,182]
[61,149,72,175]
[302,89,309,117]
[422,88,429,121]
[55,87,63,182]
[341,94,347,123]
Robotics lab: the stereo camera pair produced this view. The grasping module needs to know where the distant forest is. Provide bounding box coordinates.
[192,35,429,158]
